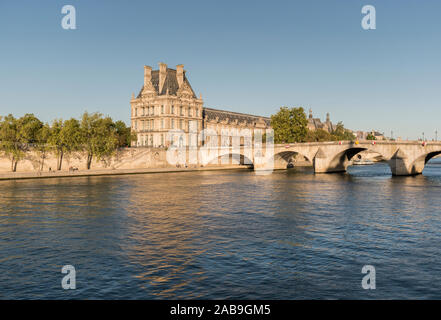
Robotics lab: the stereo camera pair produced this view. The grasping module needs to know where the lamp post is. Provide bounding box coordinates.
[436,130,438,141]
[422,132,425,142]
[391,130,394,140]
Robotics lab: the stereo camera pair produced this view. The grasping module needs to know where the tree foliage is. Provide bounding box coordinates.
[271,107,308,143]
[80,112,119,170]
[0,112,134,172]
[271,107,356,143]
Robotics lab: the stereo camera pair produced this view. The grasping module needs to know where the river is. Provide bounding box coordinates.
[1,160,441,299]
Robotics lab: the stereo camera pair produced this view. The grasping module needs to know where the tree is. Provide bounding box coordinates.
[331,122,356,141]
[48,119,63,170]
[0,114,22,172]
[17,114,43,146]
[0,114,44,172]
[80,112,119,169]
[271,107,308,143]
[305,129,332,142]
[366,133,377,140]
[48,118,82,170]
[114,120,137,147]
[35,123,51,171]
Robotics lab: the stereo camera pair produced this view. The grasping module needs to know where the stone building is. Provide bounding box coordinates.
[130,63,271,147]
[307,109,335,133]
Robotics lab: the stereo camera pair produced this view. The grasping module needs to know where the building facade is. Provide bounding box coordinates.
[307,109,336,133]
[130,63,271,147]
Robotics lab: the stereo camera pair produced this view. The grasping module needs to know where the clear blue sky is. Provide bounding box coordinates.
[1,0,440,140]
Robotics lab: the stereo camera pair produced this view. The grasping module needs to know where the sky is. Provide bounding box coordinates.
[0,0,440,140]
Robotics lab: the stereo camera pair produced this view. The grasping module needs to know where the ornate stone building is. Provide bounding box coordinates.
[307,109,335,133]
[130,63,271,147]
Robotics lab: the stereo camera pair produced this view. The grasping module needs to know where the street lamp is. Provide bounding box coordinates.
[422,132,425,142]
[391,130,394,140]
[436,130,438,141]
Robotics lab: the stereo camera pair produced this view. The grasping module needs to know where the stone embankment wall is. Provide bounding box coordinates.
[0,148,172,173]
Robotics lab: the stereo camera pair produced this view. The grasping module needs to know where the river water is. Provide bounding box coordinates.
[1,160,441,299]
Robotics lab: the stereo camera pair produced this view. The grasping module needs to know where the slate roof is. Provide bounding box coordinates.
[137,68,196,98]
[203,107,271,127]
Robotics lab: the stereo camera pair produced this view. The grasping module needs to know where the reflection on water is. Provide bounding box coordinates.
[1,160,441,299]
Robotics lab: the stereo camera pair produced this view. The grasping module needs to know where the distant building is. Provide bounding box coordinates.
[307,109,335,133]
[130,63,271,147]
[356,130,385,140]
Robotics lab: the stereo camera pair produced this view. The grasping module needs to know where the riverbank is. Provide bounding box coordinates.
[0,165,256,181]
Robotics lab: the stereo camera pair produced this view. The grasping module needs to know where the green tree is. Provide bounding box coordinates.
[271,107,308,143]
[35,123,51,171]
[17,114,43,146]
[305,129,332,142]
[0,114,43,172]
[114,120,137,147]
[48,118,82,170]
[0,114,22,172]
[366,133,377,140]
[331,122,356,141]
[80,112,119,169]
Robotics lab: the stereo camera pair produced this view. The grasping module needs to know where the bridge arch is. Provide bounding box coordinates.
[205,151,254,168]
[409,151,441,174]
[271,150,312,169]
[323,146,389,173]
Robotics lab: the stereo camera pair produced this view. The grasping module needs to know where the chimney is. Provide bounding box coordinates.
[144,65,152,86]
[176,64,184,88]
[159,62,167,93]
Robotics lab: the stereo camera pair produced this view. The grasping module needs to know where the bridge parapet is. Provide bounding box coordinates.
[271,141,441,176]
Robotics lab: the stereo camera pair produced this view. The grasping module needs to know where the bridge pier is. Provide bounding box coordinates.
[388,156,425,176]
[313,147,349,174]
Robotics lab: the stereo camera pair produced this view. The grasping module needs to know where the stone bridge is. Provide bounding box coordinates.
[209,140,441,176]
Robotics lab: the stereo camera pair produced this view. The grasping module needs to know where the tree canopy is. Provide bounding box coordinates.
[0,112,135,172]
[271,107,356,143]
[271,107,308,143]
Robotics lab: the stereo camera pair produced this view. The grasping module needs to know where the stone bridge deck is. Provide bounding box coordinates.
[210,140,441,176]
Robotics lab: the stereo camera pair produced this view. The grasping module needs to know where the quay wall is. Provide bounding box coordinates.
[0,148,173,173]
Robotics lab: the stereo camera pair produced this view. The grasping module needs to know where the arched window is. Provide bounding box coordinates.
[188,107,192,117]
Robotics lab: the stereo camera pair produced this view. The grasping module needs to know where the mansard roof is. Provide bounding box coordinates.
[203,107,271,127]
[137,68,196,98]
